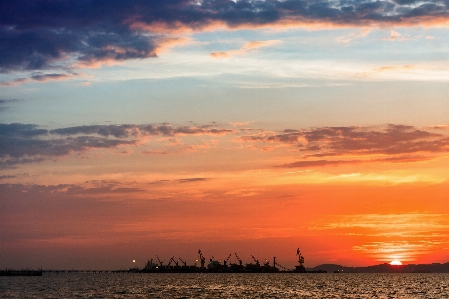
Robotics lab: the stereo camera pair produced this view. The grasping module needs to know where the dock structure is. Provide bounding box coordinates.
[139,248,325,273]
[1,269,43,276]
[7,248,327,274]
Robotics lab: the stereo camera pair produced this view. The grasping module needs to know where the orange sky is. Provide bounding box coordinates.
[1,123,448,269]
[1,0,449,270]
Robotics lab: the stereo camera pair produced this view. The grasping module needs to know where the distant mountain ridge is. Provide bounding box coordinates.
[307,262,449,273]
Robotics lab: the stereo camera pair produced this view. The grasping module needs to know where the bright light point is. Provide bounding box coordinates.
[132,260,136,263]
[390,260,402,265]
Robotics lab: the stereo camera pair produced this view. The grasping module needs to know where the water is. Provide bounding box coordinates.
[1,273,449,298]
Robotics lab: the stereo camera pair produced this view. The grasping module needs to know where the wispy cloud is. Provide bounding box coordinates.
[210,40,281,58]
[0,73,80,87]
[335,28,371,44]
[311,213,449,261]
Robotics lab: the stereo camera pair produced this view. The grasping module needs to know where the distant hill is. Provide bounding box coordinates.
[307,262,449,273]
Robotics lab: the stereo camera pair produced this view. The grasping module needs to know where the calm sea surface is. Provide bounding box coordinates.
[1,273,448,298]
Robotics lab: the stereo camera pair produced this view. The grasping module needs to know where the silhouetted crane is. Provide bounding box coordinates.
[156,255,164,267]
[169,256,179,267]
[251,255,260,266]
[235,253,243,266]
[179,258,187,267]
[224,254,232,266]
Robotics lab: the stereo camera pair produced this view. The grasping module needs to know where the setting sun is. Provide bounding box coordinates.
[390,260,403,266]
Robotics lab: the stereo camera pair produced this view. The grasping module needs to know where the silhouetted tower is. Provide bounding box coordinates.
[295,248,306,273]
[198,249,206,268]
[296,248,304,266]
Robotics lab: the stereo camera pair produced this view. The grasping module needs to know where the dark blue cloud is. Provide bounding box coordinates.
[0,0,447,74]
[0,122,236,168]
[0,123,135,168]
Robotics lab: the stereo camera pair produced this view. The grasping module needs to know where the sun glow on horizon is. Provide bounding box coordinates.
[390,260,402,265]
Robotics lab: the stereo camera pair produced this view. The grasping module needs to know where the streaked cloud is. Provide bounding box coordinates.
[210,40,281,58]
[0,123,237,168]
[237,124,449,167]
[312,213,449,261]
[0,73,81,87]
[3,122,449,169]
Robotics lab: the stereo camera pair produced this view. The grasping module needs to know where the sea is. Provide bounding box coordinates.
[1,273,448,298]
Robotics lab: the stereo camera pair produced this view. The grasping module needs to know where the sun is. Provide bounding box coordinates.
[390,260,402,265]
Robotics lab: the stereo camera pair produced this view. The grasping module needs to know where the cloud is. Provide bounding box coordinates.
[176,178,208,183]
[313,213,449,232]
[311,213,449,260]
[429,125,448,130]
[210,40,280,58]
[0,122,236,168]
[335,28,371,44]
[51,124,236,137]
[390,29,402,40]
[0,73,79,87]
[0,99,21,112]
[209,51,230,58]
[237,124,449,167]
[2,122,449,169]
[373,65,414,72]
[1,1,447,75]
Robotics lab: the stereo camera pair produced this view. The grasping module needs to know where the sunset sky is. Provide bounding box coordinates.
[1,0,449,270]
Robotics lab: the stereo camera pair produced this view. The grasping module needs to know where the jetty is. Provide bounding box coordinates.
[1,269,43,276]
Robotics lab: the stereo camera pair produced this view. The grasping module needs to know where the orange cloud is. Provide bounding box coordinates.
[209,51,230,58]
[312,213,449,262]
[210,40,281,58]
[374,65,415,72]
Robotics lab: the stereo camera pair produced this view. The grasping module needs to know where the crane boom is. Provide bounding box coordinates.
[223,254,232,266]
[179,258,187,267]
[156,255,164,266]
[235,253,242,265]
[251,255,259,265]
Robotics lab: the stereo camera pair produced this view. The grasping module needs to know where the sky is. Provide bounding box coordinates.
[1,0,449,270]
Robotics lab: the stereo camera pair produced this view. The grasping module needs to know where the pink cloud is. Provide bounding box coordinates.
[210,40,280,58]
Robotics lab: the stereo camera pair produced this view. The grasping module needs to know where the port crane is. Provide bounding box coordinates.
[275,262,291,271]
[169,256,179,267]
[296,248,305,266]
[251,255,260,266]
[179,258,187,267]
[156,255,164,267]
[223,254,232,266]
[198,249,206,268]
[234,253,243,266]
